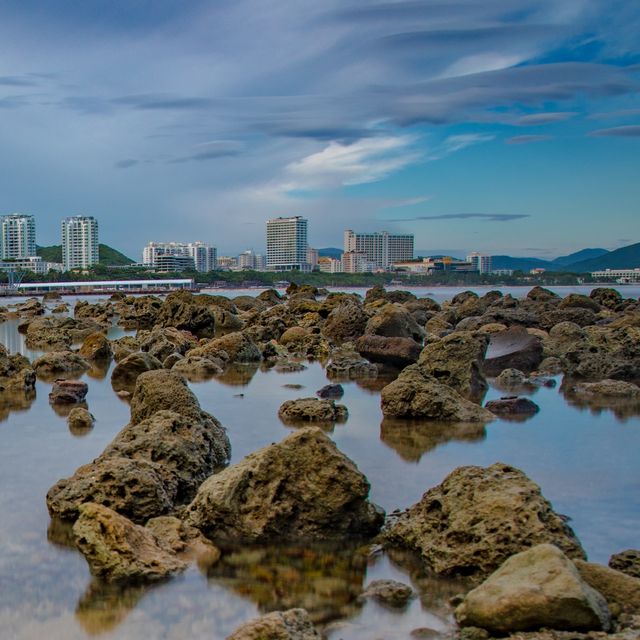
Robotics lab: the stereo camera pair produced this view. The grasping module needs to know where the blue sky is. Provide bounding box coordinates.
[0,0,638,259]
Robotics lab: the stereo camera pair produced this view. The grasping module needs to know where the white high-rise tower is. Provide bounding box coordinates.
[62,216,99,271]
[266,216,310,272]
[1,214,36,259]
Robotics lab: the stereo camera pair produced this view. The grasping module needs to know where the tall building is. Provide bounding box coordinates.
[466,252,493,274]
[61,216,99,271]
[266,216,310,272]
[1,214,36,259]
[142,241,216,272]
[343,229,414,270]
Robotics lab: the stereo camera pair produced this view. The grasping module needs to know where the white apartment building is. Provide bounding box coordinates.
[343,229,414,270]
[1,214,36,259]
[318,257,342,273]
[142,241,216,272]
[266,216,311,272]
[466,252,493,274]
[591,268,640,283]
[62,216,99,271]
[0,256,47,274]
[342,251,376,273]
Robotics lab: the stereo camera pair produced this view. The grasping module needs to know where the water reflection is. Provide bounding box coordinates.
[380,418,486,462]
[214,363,260,387]
[204,543,368,624]
[0,389,36,422]
[561,380,640,420]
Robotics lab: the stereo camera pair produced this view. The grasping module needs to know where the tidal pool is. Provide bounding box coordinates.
[0,291,639,640]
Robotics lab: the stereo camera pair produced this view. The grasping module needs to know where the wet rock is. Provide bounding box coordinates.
[380,365,494,422]
[226,608,322,640]
[15,297,45,317]
[185,427,384,542]
[155,291,216,338]
[572,379,640,398]
[495,368,529,387]
[559,293,601,312]
[590,287,623,310]
[116,295,162,329]
[145,515,221,563]
[537,356,564,375]
[355,334,422,367]
[359,579,414,608]
[51,303,69,314]
[42,291,62,302]
[67,407,95,432]
[75,300,115,322]
[365,303,425,342]
[33,350,91,380]
[111,352,163,393]
[49,379,89,404]
[383,463,585,578]
[575,559,640,616]
[321,300,369,344]
[609,550,640,579]
[110,336,141,362]
[365,285,417,304]
[256,288,283,306]
[73,503,186,582]
[316,383,344,399]
[484,396,540,418]
[278,398,348,424]
[171,355,223,380]
[24,316,103,350]
[483,326,543,376]
[326,351,378,380]
[78,332,112,360]
[417,331,488,401]
[212,306,245,334]
[0,345,35,392]
[455,544,610,633]
[540,307,599,330]
[138,326,198,361]
[526,286,560,302]
[192,331,261,363]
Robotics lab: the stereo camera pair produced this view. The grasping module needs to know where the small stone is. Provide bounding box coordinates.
[49,379,89,404]
[316,384,344,399]
[360,579,414,608]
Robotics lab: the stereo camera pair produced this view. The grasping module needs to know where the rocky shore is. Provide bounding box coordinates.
[2,284,639,639]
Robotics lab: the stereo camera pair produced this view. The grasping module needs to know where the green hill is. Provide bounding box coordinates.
[564,242,640,272]
[36,244,134,266]
[552,248,609,266]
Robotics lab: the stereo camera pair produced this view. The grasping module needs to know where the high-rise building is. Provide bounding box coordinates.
[142,241,216,272]
[342,251,374,273]
[466,252,493,274]
[61,216,98,271]
[1,214,36,259]
[266,216,310,272]
[343,229,414,270]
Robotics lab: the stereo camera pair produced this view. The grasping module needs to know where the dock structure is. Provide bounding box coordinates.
[0,278,196,296]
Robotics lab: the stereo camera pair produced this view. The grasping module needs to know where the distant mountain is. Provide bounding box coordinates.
[552,248,609,266]
[36,244,134,266]
[563,242,640,272]
[490,255,554,272]
[318,247,343,259]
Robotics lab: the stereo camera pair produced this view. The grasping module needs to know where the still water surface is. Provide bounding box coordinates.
[0,286,639,639]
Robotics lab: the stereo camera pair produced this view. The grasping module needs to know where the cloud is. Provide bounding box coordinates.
[0,75,38,87]
[514,111,577,125]
[441,133,495,153]
[114,159,138,169]
[391,213,530,222]
[168,140,244,163]
[506,134,553,144]
[588,124,640,137]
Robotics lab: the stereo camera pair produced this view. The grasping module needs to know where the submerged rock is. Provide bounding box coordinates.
[49,379,89,404]
[359,579,415,608]
[316,383,344,399]
[185,427,384,542]
[278,397,348,424]
[73,503,186,582]
[383,462,585,578]
[226,608,322,640]
[455,544,611,633]
[484,396,540,418]
[67,407,95,432]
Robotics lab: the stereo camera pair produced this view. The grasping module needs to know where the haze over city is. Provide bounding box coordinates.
[0,0,638,258]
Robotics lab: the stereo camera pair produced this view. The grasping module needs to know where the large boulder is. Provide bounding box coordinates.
[0,345,35,392]
[364,303,425,342]
[455,544,611,633]
[609,549,640,579]
[110,352,163,393]
[185,427,383,542]
[116,295,162,329]
[227,609,321,640]
[24,316,103,350]
[278,398,348,424]
[383,463,585,578]
[575,559,640,615]
[191,331,261,363]
[73,503,186,582]
[137,326,197,361]
[78,332,113,360]
[171,355,223,380]
[380,365,494,422]
[483,326,543,376]
[326,350,378,380]
[590,287,623,310]
[321,300,368,344]
[417,331,488,401]
[32,351,90,380]
[355,334,422,367]
[155,291,216,338]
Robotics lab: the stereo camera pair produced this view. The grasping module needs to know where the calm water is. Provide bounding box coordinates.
[0,287,639,640]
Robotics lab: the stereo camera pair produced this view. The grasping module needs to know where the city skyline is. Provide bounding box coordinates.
[0,1,638,259]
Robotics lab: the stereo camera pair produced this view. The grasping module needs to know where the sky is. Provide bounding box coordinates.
[0,0,638,260]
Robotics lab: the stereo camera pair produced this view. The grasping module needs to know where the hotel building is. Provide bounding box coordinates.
[1,214,36,260]
[62,216,99,271]
[266,216,311,272]
[343,229,414,270]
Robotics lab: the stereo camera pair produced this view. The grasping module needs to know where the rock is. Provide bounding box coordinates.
[484,396,540,418]
[67,407,95,432]
[575,559,640,615]
[326,351,378,380]
[155,291,216,338]
[572,379,640,398]
[24,316,104,349]
[73,503,186,582]
[417,332,488,401]
[15,298,45,317]
[321,300,369,344]
[192,331,261,363]
[74,300,114,323]
[380,365,495,422]
[226,608,322,640]
[359,579,414,608]
[116,295,162,329]
[355,334,422,367]
[138,326,198,361]
[110,336,141,362]
[0,345,36,392]
[278,398,348,424]
[559,293,601,312]
[212,306,245,334]
[171,355,223,380]
[185,427,384,542]
[78,332,112,360]
[590,287,623,310]
[256,288,283,306]
[280,326,311,348]
[610,550,640,579]
[365,303,425,342]
[42,291,62,301]
[49,379,89,404]
[383,463,585,578]
[526,286,560,302]
[540,307,599,330]
[316,383,344,399]
[33,351,90,380]
[483,326,543,376]
[538,356,564,374]
[365,285,417,304]
[145,516,221,562]
[494,368,529,387]
[455,544,611,633]
[51,303,69,314]
[111,352,163,393]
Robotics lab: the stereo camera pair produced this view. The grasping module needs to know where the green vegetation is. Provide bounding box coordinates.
[36,244,63,262]
[36,244,134,265]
